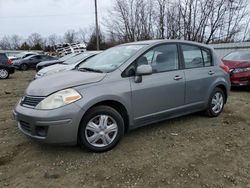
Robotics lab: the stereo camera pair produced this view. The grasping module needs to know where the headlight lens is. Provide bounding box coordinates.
[35,88,81,110]
[231,67,250,74]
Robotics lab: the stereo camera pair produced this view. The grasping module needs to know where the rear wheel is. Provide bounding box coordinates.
[20,64,28,71]
[78,106,124,152]
[206,88,225,117]
[0,68,9,79]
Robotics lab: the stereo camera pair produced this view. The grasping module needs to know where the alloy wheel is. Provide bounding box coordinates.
[211,92,224,114]
[0,69,9,79]
[85,115,118,148]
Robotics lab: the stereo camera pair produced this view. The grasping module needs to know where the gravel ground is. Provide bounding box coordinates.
[0,71,250,188]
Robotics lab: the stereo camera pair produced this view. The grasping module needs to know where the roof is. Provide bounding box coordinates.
[122,39,213,50]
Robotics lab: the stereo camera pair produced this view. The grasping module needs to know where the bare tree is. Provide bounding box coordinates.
[64,30,78,43]
[27,33,43,47]
[106,0,154,42]
[47,34,58,46]
[10,35,22,49]
[0,36,12,50]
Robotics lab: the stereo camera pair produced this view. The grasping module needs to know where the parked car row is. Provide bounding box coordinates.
[35,51,102,79]
[13,54,57,70]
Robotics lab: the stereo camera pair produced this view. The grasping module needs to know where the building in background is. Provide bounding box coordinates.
[210,42,250,58]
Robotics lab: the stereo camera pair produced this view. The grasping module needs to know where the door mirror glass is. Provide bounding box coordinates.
[136,64,152,76]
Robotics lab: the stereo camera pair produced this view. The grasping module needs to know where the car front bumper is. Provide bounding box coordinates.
[13,101,85,145]
[230,71,250,86]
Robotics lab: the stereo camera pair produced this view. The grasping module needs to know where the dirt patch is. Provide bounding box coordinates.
[0,71,250,187]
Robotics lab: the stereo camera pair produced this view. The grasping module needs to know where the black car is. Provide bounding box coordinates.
[36,53,77,72]
[13,55,58,70]
[0,53,15,79]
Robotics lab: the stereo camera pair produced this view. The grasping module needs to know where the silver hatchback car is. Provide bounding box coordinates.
[13,40,230,152]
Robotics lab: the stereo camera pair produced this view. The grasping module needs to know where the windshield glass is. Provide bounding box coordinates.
[78,45,146,72]
[223,51,250,61]
[59,53,77,61]
[63,53,92,65]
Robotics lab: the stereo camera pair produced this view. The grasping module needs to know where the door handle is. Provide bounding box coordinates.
[208,70,215,75]
[174,75,183,80]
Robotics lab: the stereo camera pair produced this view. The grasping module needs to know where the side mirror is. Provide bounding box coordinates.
[135,64,152,83]
[136,64,152,76]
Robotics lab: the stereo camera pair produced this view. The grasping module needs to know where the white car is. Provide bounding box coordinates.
[35,51,102,79]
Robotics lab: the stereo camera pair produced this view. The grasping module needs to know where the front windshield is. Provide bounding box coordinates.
[63,53,92,65]
[59,53,77,61]
[223,51,250,61]
[78,44,146,72]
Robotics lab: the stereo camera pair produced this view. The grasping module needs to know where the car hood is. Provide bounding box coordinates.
[222,60,250,69]
[26,71,106,96]
[38,64,75,75]
[37,60,63,66]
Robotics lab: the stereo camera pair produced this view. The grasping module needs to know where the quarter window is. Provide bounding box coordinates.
[202,49,212,67]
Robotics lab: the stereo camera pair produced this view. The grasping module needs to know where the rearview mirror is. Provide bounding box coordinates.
[135,64,152,83]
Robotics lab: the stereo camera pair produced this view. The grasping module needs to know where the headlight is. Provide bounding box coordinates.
[231,67,250,74]
[35,88,81,110]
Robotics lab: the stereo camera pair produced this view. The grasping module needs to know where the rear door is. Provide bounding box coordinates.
[129,44,185,125]
[180,44,215,104]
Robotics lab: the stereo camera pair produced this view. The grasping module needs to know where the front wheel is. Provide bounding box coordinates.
[78,106,124,152]
[20,64,28,71]
[0,68,9,79]
[206,88,225,117]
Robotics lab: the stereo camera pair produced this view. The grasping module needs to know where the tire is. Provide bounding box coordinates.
[206,87,225,117]
[0,68,9,79]
[78,105,124,152]
[20,64,28,71]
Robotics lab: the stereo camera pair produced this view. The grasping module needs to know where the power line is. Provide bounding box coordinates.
[0,13,95,19]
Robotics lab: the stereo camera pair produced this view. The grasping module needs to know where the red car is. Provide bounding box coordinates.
[222,51,250,87]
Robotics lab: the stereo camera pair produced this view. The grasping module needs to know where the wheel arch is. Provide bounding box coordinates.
[78,99,131,134]
[215,84,228,103]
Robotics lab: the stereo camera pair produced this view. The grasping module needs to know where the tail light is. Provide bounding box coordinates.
[220,62,230,73]
[7,59,13,65]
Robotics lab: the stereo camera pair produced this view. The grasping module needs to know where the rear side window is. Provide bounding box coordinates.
[181,44,212,68]
[182,45,203,68]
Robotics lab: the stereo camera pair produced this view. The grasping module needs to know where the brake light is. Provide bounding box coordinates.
[220,63,230,73]
[7,59,13,65]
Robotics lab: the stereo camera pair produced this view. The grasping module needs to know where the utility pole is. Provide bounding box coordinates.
[94,0,100,50]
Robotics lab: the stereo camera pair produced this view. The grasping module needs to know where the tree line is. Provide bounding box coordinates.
[0,0,249,51]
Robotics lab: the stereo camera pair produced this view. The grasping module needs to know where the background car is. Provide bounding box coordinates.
[35,51,102,79]
[222,51,250,87]
[36,53,78,72]
[0,53,15,79]
[13,54,58,70]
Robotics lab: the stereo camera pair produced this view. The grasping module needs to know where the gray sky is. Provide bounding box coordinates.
[0,0,113,38]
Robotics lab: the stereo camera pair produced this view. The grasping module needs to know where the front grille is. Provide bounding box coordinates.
[21,96,45,108]
[20,120,32,133]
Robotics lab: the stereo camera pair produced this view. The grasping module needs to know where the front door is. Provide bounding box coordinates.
[129,44,185,125]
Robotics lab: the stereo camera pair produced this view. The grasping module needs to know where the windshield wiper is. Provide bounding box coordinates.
[78,67,103,73]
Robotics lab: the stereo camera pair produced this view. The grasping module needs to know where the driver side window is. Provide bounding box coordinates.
[123,44,179,77]
[136,44,179,73]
